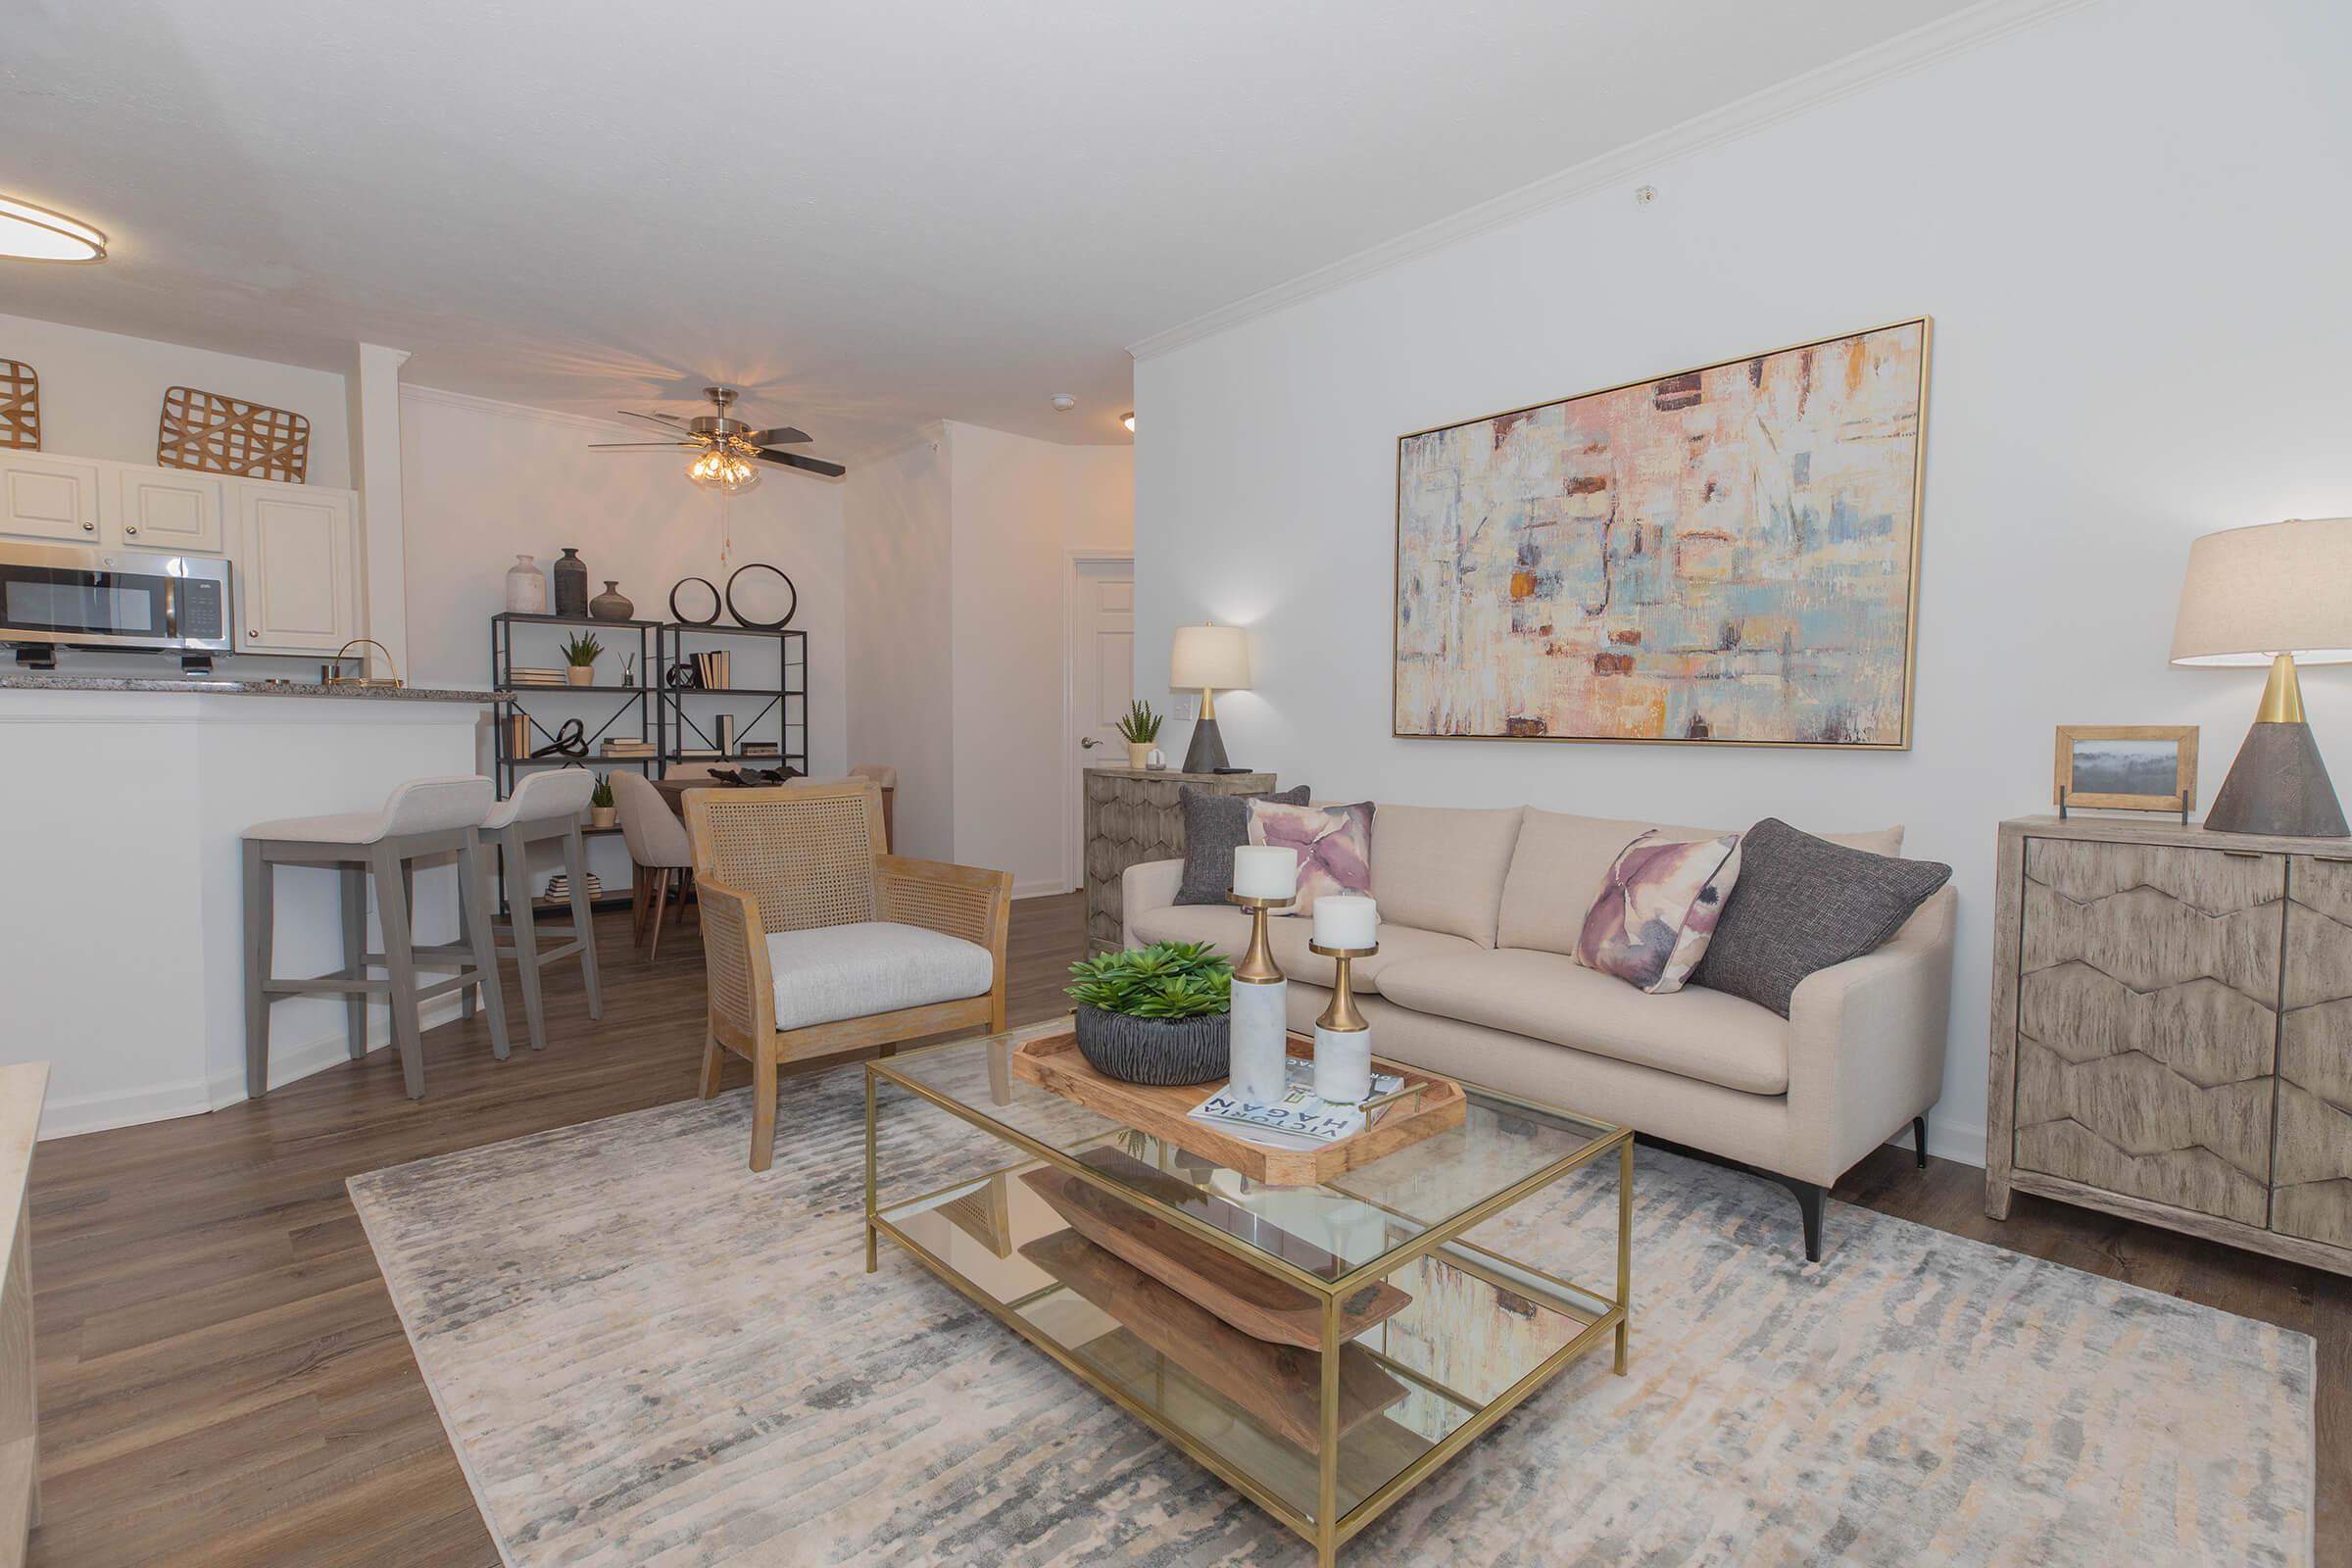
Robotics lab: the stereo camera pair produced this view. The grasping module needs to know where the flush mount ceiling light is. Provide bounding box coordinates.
[0,195,107,263]
[1121,411,1135,433]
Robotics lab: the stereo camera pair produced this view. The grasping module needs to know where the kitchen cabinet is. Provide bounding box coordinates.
[0,453,103,542]
[111,466,224,552]
[235,481,358,655]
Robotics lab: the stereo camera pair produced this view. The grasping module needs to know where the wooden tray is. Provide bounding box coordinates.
[1011,1028,1465,1186]
[1020,1158,1411,1348]
[1020,1230,1406,1452]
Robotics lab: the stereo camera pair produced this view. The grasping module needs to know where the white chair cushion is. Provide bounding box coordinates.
[482,767,593,830]
[764,921,992,1031]
[244,775,492,843]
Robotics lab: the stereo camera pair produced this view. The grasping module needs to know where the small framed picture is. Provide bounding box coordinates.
[2054,725,2199,812]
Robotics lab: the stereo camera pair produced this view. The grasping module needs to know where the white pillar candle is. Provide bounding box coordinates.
[1228,978,1290,1104]
[1313,1023,1373,1103]
[1232,845,1298,901]
[1312,894,1378,949]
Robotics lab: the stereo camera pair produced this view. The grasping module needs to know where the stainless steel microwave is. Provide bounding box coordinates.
[0,542,234,655]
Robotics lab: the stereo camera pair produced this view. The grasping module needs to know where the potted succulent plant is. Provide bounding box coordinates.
[1065,941,1232,1086]
[1116,700,1162,769]
[562,630,604,686]
[589,773,616,829]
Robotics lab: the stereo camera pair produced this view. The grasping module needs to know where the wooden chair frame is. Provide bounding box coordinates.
[684,782,1011,1171]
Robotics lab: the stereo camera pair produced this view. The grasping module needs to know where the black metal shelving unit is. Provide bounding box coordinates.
[656,622,809,776]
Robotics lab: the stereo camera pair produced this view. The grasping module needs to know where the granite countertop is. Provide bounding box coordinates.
[0,673,498,703]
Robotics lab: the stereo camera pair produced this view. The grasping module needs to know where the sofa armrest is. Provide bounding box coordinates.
[1783,884,1956,1185]
[696,876,775,1049]
[1121,858,1185,948]
[875,854,1012,1029]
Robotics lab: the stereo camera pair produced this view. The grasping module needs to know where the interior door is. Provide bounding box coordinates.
[1068,557,1135,884]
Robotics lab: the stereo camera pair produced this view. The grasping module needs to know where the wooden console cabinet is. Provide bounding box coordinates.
[1082,768,1275,955]
[1987,815,2352,1274]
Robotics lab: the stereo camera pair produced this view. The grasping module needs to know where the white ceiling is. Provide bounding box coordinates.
[5,0,1985,459]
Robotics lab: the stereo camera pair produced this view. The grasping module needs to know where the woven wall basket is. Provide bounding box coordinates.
[0,361,36,451]
[157,385,310,482]
[1072,1004,1231,1087]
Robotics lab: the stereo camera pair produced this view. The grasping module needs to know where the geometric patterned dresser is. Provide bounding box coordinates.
[1985,814,2352,1274]
[1081,767,1274,956]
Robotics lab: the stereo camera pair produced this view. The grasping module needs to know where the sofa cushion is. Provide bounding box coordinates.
[1690,818,1954,1017]
[1576,829,1743,994]
[1498,808,1904,956]
[1250,800,1373,915]
[1375,948,1790,1095]
[764,921,992,1031]
[1126,903,1478,994]
[1367,804,1523,947]
[1174,784,1312,906]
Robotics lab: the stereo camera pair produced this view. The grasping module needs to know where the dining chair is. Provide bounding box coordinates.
[612,770,695,957]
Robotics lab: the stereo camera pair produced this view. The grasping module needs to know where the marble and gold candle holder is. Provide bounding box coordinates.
[1226,892,1295,1103]
[1307,938,1378,1104]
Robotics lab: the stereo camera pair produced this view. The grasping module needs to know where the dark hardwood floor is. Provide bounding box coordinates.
[22,890,2346,1564]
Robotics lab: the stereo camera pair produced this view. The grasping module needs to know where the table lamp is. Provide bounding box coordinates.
[1170,621,1251,773]
[2170,516,2352,837]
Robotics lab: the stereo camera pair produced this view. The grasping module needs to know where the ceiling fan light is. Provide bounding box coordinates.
[0,194,107,263]
[687,447,760,494]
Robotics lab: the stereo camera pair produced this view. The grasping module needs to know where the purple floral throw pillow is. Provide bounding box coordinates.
[1576,830,1743,994]
[1247,800,1374,917]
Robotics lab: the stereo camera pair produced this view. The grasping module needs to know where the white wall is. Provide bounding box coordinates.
[844,427,956,860]
[948,421,1135,896]
[400,385,849,899]
[1133,0,2352,1167]
[0,311,350,485]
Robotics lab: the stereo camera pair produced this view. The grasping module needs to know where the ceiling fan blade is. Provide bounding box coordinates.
[746,425,811,446]
[616,409,688,431]
[757,448,846,478]
[588,440,694,449]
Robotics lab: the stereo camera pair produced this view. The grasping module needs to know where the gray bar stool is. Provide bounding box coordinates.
[473,768,603,1051]
[242,775,509,1100]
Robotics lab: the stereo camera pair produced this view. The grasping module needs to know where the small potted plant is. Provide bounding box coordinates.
[1116,700,1162,769]
[588,773,616,829]
[1065,941,1231,1086]
[562,630,604,686]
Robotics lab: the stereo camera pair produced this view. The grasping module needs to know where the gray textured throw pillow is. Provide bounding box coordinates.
[1173,784,1312,905]
[1690,817,1951,1017]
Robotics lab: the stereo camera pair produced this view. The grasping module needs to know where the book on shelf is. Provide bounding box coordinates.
[677,748,720,760]
[1186,1058,1408,1150]
[737,742,781,758]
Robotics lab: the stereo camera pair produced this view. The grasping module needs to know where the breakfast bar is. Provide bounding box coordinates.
[0,675,497,1136]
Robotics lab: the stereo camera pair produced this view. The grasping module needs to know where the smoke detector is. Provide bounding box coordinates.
[1050,393,1077,413]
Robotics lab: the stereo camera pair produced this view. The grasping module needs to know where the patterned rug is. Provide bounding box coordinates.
[350,1033,2314,1566]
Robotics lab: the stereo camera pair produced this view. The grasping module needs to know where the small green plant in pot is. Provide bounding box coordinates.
[1065,941,1232,1086]
[588,772,616,829]
[562,631,604,685]
[1116,700,1162,768]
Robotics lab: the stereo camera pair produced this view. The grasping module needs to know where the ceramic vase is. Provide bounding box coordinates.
[553,548,589,618]
[1127,741,1152,768]
[589,806,616,830]
[589,580,634,621]
[505,554,548,613]
[565,663,595,686]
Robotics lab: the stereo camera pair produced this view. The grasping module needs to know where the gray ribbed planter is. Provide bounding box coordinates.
[1072,1004,1230,1087]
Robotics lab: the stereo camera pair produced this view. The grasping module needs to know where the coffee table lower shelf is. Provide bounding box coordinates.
[868,1153,1630,1566]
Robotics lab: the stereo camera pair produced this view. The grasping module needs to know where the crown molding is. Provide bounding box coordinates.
[1127,0,2091,362]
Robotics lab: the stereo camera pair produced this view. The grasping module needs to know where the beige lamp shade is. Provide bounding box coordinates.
[2171,516,2352,667]
[1170,623,1251,690]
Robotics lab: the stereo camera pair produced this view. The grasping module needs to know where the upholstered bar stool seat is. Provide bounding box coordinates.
[242,775,510,1101]
[467,769,604,1051]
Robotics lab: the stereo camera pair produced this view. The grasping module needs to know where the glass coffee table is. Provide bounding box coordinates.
[864,1024,1633,1566]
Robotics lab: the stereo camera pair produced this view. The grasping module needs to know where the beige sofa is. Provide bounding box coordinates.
[1123,804,1955,1259]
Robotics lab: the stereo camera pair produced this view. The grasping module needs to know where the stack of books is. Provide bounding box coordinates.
[599,738,656,759]
[737,741,782,759]
[677,747,722,760]
[508,667,568,687]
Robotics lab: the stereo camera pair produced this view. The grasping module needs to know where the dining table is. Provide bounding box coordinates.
[651,774,896,850]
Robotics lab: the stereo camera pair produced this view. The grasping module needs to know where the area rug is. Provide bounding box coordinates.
[350,1036,2315,1566]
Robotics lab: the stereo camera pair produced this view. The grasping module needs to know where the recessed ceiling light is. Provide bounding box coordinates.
[1121,411,1135,433]
[1050,393,1076,412]
[0,195,107,263]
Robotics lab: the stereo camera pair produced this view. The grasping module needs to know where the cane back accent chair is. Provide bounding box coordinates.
[684,781,1012,1170]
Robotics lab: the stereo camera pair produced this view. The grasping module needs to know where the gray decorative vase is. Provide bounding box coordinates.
[1072,1004,1230,1086]
[553,548,589,618]
[589,580,635,622]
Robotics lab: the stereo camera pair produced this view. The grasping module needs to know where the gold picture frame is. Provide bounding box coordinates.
[1393,318,1931,749]
[2053,725,2199,812]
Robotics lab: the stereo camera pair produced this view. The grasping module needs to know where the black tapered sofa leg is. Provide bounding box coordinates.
[1913,1113,1930,1169]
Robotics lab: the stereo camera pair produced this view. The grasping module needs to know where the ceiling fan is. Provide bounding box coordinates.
[590,386,846,488]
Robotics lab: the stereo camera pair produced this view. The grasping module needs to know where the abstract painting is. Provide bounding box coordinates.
[1395,318,1929,747]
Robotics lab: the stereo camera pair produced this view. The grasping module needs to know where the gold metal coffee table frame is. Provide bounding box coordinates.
[862,1027,1634,1566]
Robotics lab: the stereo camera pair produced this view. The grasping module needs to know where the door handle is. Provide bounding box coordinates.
[1080,736,1101,749]
[124,524,138,536]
